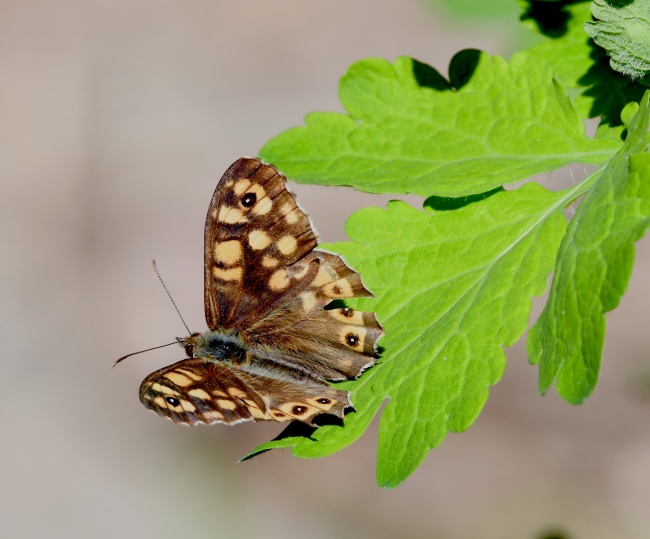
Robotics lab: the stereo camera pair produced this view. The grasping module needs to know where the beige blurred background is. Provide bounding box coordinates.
[2,1,650,538]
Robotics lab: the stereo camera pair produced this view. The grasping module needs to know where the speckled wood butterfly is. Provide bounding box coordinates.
[131,157,383,426]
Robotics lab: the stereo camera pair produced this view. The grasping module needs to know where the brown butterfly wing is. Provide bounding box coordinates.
[243,251,384,380]
[203,158,319,330]
[135,157,382,428]
[139,358,350,426]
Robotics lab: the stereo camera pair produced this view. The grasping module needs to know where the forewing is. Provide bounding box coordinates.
[139,357,350,426]
[204,157,318,330]
[244,251,384,380]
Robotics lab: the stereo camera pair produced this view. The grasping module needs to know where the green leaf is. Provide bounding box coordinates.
[249,181,575,487]
[528,91,650,404]
[585,0,650,85]
[525,1,646,135]
[240,436,306,462]
[240,421,318,462]
[260,52,619,197]
[521,1,593,88]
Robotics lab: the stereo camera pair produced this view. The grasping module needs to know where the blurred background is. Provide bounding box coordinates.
[2,1,650,538]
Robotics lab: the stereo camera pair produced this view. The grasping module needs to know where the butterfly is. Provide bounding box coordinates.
[133,157,383,426]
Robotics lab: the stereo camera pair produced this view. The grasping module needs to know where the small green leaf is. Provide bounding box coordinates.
[528,91,650,404]
[251,181,577,487]
[585,0,650,85]
[241,421,317,461]
[240,436,307,462]
[525,1,646,135]
[260,52,619,197]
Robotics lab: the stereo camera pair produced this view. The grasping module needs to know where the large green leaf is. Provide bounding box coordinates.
[248,181,579,487]
[528,93,650,403]
[260,52,619,197]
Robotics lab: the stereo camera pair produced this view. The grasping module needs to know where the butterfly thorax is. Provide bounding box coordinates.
[178,330,247,365]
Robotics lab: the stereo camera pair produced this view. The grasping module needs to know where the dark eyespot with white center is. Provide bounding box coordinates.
[341,308,353,317]
[165,396,180,407]
[346,333,359,347]
[292,405,307,415]
[242,193,257,207]
[317,398,331,405]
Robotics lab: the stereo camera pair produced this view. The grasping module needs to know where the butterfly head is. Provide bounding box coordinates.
[177,333,201,358]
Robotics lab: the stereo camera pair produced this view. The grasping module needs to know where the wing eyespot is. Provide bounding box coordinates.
[345,333,359,347]
[241,193,257,207]
[165,396,181,407]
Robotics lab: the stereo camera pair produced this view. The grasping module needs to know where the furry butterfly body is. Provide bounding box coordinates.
[137,158,383,426]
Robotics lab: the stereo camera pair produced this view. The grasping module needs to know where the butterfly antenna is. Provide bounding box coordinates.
[113,342,177,368]
[152,259,192,335]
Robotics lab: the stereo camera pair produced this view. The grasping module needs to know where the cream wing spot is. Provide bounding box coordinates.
[248,230,272,250]
[212,389,228,398]
[313,266,338,287]
[150,383,178,396]
[202,411,226,422]
[228,387,249,400]
[280,202,293,215]
[269,269,290,292]
[153,396,168,409]
[324,278,354,298]
[218,205,247,224]
[163,372,193,387]
[188,388,212,400]
[284,208,300,224]
[252,196,273,216]
[328,307,365,324]
[262,255,280,268]
[249,407,267,419]
[176,369,202,381]
[179,399,196,412]
[277,235,298,255]
[232,178,252,195]
[216,399,238,411]
[213,266,243,282]
[213,240,243,266]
